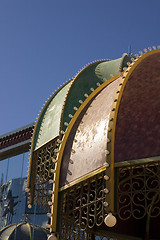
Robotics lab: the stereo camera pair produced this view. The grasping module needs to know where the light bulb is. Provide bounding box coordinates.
[104,175,109,181]
[104,213,117,227]
[47,233,57,240]
[68,114,73,118]
[25,188,30,193]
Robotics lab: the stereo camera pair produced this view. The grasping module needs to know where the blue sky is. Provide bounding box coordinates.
[0,0,160,135]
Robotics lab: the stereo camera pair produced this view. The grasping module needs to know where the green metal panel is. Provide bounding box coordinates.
[95,57,122,80]
[62,55,132,132]
[33,54,132,150]
[33,81,72,150]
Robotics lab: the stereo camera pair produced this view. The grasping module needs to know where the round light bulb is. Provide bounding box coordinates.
[104,213,117,227]
[25,188,30,193]
[47,233,57,240]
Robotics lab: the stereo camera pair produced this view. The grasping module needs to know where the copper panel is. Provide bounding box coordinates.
[60,78,121,187]
[115,53,160,162]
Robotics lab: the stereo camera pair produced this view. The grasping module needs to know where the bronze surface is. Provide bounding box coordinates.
[59,78,121,187]
[114,53,160,162]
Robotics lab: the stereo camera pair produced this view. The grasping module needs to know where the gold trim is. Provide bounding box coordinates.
[8,223,23,238]
[50,73,121,232]
[59,166,106,192]
[59,60,107,135]
[33,134,59,152]
[26,223,32,240]
[109,49,160,211]
[115,156,160,168]
[0,224,15,233]
[27,80,72,191]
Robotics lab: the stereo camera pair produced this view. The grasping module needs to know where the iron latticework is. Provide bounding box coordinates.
[27,139,59,211]
[59,171,108,239]
[117,160,160,220]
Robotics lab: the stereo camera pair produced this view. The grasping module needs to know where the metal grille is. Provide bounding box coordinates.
[59,171,107,239]
[36,140,57,181]
[117,161,160,220]
[27,139,59,211]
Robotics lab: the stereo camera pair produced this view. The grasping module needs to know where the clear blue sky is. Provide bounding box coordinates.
[0,0,160,135]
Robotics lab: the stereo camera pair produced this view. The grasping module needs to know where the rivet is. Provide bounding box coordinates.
[48,190,54,194]
[84,93,88,98]
[103,202,109,207]
[48,201,53,206]
[104,175,110,181]
[103,162,110,167]
[105,150,110,155]
[73,106,78,111]
[67,170,72,175]
[71,149,76,154]
[47,213,53,218]
[90,88,94,92]
[25,188,30,193]
[68,114,73,118]
[104,188,109,194]
[69,159,74,164]
[54,148,59,153]
[64,122,69,126]
[46,224,51,228]
[49,179,55,184]
[52,158,57,163]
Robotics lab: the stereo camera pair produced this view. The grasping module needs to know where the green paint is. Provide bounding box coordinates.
[33,54,133,149]
[34,81,72,150]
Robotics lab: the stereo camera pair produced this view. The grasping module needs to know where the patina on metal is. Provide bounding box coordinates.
[26,49,160,239]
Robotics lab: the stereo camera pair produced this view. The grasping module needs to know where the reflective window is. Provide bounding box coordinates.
[0,152,29,182]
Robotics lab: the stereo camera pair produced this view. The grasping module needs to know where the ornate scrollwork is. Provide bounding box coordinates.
[59,172,106,238]
[27,139,59,211]
[117,161,160,220]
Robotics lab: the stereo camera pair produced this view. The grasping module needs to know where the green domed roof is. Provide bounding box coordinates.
[33,81,72,150]
[0,222,49,240]
[32,54,132,151]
